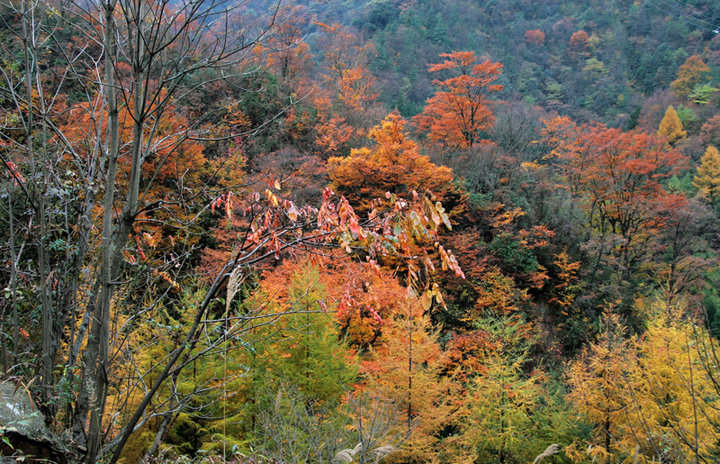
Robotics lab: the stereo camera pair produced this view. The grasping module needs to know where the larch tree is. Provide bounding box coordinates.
[363,297,459,463]
[657,105,687,145]
[463,317,548,464]
[239,263,359,461]
[634,309,720,463]
[254,264,358,405]
[567,306,720,464]
[693,145,720,203]
[0,2,467,462]
[566,312,645,464]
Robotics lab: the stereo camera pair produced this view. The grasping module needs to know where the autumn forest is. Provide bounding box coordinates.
[2,0,720,463]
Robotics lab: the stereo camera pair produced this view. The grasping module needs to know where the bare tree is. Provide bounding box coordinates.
[0,3,464,463]
[0,0,282,461]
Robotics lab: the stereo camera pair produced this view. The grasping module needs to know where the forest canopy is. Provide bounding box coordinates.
[1,1,720,463]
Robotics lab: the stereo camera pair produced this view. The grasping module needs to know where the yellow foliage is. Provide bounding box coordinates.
[363,298,460,463]
[693,145,720,202]
[671,55,712,98]
[566,312,644,462]
[328,112,455,214]
[657,105,686,144]
[566,307,720,463]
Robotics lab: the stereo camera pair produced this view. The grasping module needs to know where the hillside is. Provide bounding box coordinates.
[1,1,720,463]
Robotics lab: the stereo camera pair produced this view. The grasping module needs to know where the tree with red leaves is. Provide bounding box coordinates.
[414,51,503,148]
[542,116,689,276]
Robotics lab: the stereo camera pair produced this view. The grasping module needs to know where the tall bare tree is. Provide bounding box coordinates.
[1,0,281,461]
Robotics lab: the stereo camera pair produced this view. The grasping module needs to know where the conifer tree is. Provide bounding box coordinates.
[634,311,720,463]
[566,312,644,463]
[657,105,687,145]
[238,264,359,442]
[272,266,359,402]
[693,145,720,203]
[566,307,720,463]
[463,317,557,464]
[363,297,458,463]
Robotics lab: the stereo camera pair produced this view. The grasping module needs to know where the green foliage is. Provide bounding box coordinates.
[675,104,698,129]
[489,233,540,276]
[703,269,720,338]
[464,316,579,464]
[667,172,697,197]
[689,83,719,104]
[236,265,359,448]
[266,268,358,403]
[5,2,720,463]
[343,0,720,125]
[258,388,403,464]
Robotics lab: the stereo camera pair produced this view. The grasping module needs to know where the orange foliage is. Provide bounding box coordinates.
[362,298,458,463]
[62,94,205,191]
[444,331,493,380]
[524,29,546,45]
[700,114,720,149]
[61,94,207,260]
[314,116,355,158]
[336,66,378,112]
[518,224,555,249]
[328,112,455,213]
[549,250,583,315]
[671,55,712,98]
[260,255,414,347]
[542,116,689,266]
[199,176,464,293]
[569,30,589,49]
[413,51,503,148]
[474,267,528,314]
[310,23,379,155]
[314,22,378,113]
[261,5,314,89]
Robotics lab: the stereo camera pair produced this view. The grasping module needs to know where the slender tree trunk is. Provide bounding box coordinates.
[6,192,18,373]
[76,2,122,460]
[499,388,505,464]
[20,0,54,403]
[604,416,611,458]
[407,305,413,436]
[140,404,175,463]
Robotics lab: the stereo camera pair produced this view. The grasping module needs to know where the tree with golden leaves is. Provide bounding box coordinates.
[565,312,645,463]
[671,55,712,98]
[657,105,687,145]
[328,112,455,213]
[363,297,459,463]
[566,307,720,464]
[693,145,720,203]
[633,310,720,463]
